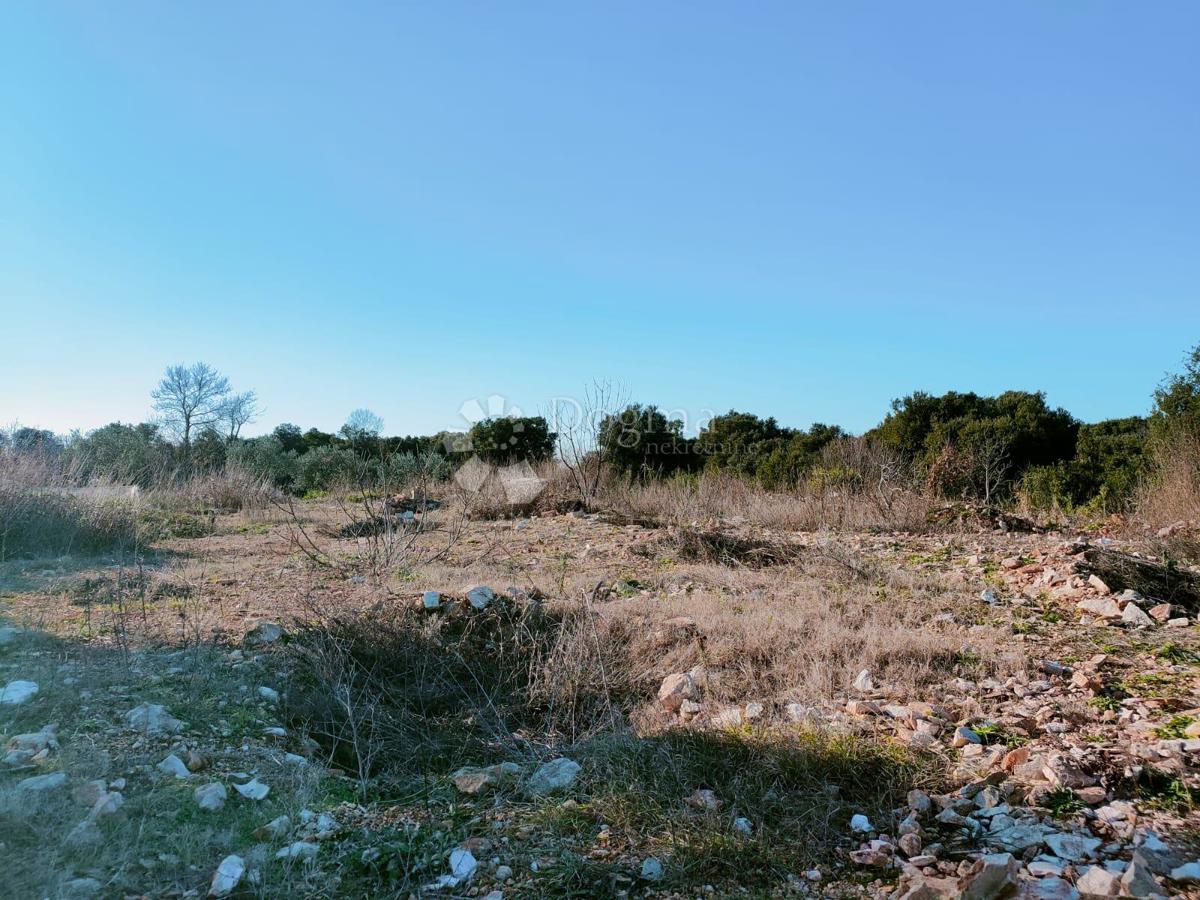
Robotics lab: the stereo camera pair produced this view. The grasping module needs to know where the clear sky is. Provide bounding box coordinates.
[2,2,1197,439]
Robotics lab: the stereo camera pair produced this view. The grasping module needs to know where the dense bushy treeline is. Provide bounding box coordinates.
[7,342,1200,513]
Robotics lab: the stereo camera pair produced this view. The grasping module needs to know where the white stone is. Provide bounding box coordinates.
[641,857,664,880]
[1170,861,1200,883]
[526,757,580,795]
[1044,831,1101,861]
[257,814,292,839]
[1078,596,1122,619]
[92,790,123,816]
[195,782,227,811]
[158,754,192,778]
[1027,859,1065,877]
[960,852,1019,900]
[1121,603,1155,628]
[124,702,183,734]
[467,586,495,610]
[850,813,873,833]
[657,673,698,711]
[0,680,38,705]
[1075,865,1121,896]
[275,841,319,860]
[209,855,245,897]
[853,669,875,692]
[244,621,283,645]
[1023,876,1079,899]
[426,848,478,889]
[17,771,67,792]
[257,686,280,703]
[953,726,982,747]
[423,590,442,610]
[233,778,270,800]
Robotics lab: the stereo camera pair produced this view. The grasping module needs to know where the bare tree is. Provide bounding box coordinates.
[549,380,627,509]
[151,362,230,470]
[972,431,1012,505]
[220,390,261,440]
[340,408,384,442]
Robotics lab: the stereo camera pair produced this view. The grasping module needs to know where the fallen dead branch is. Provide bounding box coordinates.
[1075,546,1200,610]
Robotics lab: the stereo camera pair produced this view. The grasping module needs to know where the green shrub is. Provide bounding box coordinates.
[466,416,556,464]
[293,445,363,495]
[599,404,699,477]
[377,451,449,490]
[870,390,1078,501]
[65,421,175,487]
[227,435,299,489]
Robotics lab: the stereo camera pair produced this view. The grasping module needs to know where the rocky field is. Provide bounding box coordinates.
[2,502,1200,899]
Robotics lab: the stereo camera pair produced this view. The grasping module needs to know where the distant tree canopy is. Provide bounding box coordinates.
[2,427,63,456]
[599,404,698,477]
[10,341,1199,511]
[1019,416,1149,513]
[465,416,556,465]
[695,411,844,488]
[868,390,1079,500]
[1152,343,1200,441]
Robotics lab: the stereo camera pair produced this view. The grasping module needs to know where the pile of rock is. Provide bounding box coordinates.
[844,779,1200,898]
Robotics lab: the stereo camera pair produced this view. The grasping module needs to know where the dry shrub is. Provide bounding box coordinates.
[0,453,143,558]
[284,595,635,783]
[188,466,275,512]
[446,460,583,520]
[0,490,143,559]
[609,554,1018,722]
[665,526,802,567]
[1137,430,1200,559]
[605,469,932,533]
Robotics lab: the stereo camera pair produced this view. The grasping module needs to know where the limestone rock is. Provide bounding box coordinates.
[244,621,283,645]
[1121,603,1154,628]
[467,586,495,610]
[17,772,67,792]
[158,753,192,778]
[1075,865,1121,896]
[209,854,245,897]
[1120,853,1161,897]
[124,702,183,735]
[0,680,38,705]
[275,841,320,859]
[233,778,270,800]
[195,782,227,811]
[657,673,698,711]
[1044,831,1101,862]
[525,757,580,795]
[958,852,1019,899]
[451,762,522,795]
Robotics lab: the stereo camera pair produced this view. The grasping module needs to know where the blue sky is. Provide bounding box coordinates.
[1,2,1197,438]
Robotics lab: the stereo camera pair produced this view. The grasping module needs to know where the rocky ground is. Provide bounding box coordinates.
[2,504,1200,898]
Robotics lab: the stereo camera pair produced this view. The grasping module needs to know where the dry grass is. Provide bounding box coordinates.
[604,470,933,532]
[1137,430,1200,560]
[606,550,1018,722]
[0,485,1029,897]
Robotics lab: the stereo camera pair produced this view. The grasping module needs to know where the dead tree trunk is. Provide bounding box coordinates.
[1075,547,1200,611]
